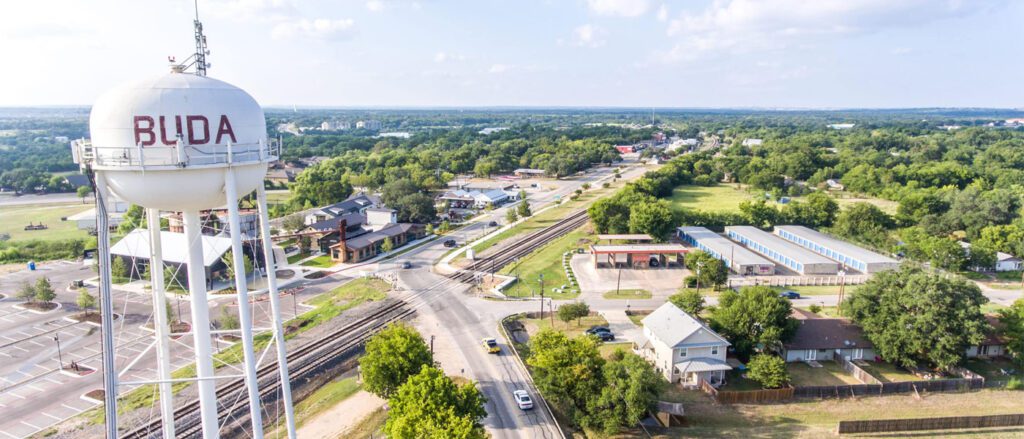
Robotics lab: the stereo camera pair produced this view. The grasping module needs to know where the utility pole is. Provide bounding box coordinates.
[292,290,298,318]
[616,266,622,296]
[54,334,64,370]
[695,261,703,294]
[539,274,545,319]
[837,269,846,313]
[549,298,554,326]
[430,335,435,359]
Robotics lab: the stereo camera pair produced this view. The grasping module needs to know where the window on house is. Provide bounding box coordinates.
[679,348,688,358]
[711,346,719,355]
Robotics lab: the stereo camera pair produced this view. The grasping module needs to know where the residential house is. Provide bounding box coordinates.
[825,179,845,191]
[635,303,731,387]
[966,316,1007,358]
[996,252,1023,272]
[741,138,763,147]
[781,316,874,362]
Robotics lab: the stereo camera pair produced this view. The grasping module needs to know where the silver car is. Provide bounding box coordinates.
[513,390,533,410]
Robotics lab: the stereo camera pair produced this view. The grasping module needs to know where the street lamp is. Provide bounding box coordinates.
[54,333,64,370]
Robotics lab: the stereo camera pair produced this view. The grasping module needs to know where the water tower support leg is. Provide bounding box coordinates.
[94,176,119,439]
[146,208,176,439]
[183,210,220,439]
[256,185,297,439]
[223,171,265,437]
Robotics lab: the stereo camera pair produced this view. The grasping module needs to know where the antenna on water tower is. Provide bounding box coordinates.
[193,0,209,76]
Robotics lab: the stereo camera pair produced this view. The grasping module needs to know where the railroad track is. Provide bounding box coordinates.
[123,301,414,439]
[448,209,589,283]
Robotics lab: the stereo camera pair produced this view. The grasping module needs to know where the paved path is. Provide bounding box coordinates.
[295,390,384,439]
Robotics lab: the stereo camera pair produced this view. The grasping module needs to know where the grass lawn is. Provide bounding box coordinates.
[797,305,844,318]
[287,251,311,264]
[721,369,764,391]
[601,289,652,299]
[832,195,899,215]
[521,313,609,339]
[300,254,335,268]
[981,302,1008,314]
[285,376,361,432]
[0,202,92,241]
[626,310,653,326]
[862,361,920,383]
[346,407,387,438]
[298,277,390,332]
[964,358,1023,381]
[598,343,631,360]
[276,238,296,247]
[668,184,754,214]
[995,270,1023,282]
[498,226,594,300]
[265,189,292,205]
[662,388,1024,438]
[787,361,861,386]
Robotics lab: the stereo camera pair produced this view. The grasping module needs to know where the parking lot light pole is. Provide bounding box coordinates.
[54,334,64,370]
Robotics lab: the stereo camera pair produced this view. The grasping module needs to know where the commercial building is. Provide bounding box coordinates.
[725,226,838,275]
[774,225,898,274]
[591,244,688,269]
[677,227,775,275]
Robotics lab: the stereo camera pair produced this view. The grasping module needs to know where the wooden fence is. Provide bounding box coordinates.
[700,379,794,404]
[836,354,882,385]
[838,413,1024,434]
[793,378,984,399]
[727,274,870,288]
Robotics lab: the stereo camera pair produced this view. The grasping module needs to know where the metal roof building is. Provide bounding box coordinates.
[590,244,688,269]
[677,227,775,276]
[725,226,839,275]
[774,225,898,274]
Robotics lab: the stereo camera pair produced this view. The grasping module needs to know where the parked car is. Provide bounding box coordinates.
[401,261,412,269]
[586,326,612,334]
[482,337,500,354]
[513,390,534,410]
[779,291,801,299]
[585,326,615,341]
[488,221,498,227]
[443,239,457,248]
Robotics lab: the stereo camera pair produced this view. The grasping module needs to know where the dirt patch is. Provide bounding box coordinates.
[85,389,104,400]
[64,363,96,377]
[305,271,328,280]
[22,301,58,311]
[69,312,102,324]
[276,269,296,279]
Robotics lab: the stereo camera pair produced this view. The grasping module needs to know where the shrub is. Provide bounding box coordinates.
[808,304,823,314]
[747,354,789,389]
[1007,377,1023,390]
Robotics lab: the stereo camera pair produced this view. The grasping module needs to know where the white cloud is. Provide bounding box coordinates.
[656,4,668,21]
[586,0,650,17]
[662,0,993,62]
[434,51,466,63]
[366,0,385,12]
[202,0,296,22]
[271,18,356,41]
[571,24,606,48]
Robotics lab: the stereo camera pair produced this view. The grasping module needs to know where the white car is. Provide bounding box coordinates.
[513,390,533,410]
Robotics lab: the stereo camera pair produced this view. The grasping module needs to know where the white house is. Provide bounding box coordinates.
[635,303,731,387]
[741,138,763,147]
[966,316,1008,358]
[996,251,1023,272]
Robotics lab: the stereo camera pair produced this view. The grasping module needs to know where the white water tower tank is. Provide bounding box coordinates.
[86,69,273,211]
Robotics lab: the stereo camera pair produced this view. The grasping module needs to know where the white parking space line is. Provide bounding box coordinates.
[41,412,63,421]
[0,429,19,438]
[6,391,25,399]
[20,420,41,429]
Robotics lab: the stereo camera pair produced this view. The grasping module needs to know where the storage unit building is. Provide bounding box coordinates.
[774,225,898,274]
[724,226,839,275]
[677,226,775,275]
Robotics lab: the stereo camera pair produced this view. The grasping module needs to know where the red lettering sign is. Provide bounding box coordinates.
[159,115,183,145]
[216,115,237,144]
[186,115,210,144]
[133,116,156,146]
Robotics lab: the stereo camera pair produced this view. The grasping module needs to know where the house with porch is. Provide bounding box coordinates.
[966,315,1007,358]
[635,303,731,387]
[781,317,874,362]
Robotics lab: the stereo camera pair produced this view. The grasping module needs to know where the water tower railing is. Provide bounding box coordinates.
[73,138,280,168]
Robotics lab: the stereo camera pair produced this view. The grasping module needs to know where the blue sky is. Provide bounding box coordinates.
[1,0,1022,108]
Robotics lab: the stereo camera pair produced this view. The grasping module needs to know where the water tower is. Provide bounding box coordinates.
[72,15,295,439]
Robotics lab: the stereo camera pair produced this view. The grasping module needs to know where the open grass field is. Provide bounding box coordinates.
[861,361,920,383]
[0,202,92,241]
[832,194,900,214]
[300,254,334,268]
[602,289,652,299]
[787,361,860,386]
[521,313,609,339]
[659,388,1024,438]
[498,226,595,300]
[965,358,1023,381]
[668,184,754,213]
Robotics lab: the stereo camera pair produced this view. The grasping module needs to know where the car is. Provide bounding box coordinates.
[482,337,500,354]
[586,326,612,334]
[513,390,534,410]
[488,221,498,227]
[401,261,412,269]
[779,291,801,299]
[590,331,615,341]
[443,239,457,248]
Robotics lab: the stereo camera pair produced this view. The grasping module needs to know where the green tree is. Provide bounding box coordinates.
[111,256,129,283]
[505,208,518,224]
[684,250,727,289]
[76,288,96,315]
[586,353,663,434]
[627,200,674,241]
[299,235,312,254]
[710,286,797,359]
[396,193,437,224]
[359,322,433,398]
[76,185,91,203]
[999,299,1024,366]
[517,200,532,218]
[557,302,590,327]
[221,250,252,281]
[966,244,997,272]
[384,365,487,439]
[527,330,605,428]
[381,236,394,255]
[747,354,789,389]
[117,204,145,234]
[845,265,989,370]
[17,281,35,302]
[424,224,435,236]
[34,277,56,304]
[282,213,306,233]
[668,289,704,316]
[830,202,893,248]
[219,306,240,330]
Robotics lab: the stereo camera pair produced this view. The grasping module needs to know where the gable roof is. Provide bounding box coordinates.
[319,193,380,217]
[111,229,231,267]
[641,303,729,348]
[784,318,872,350]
